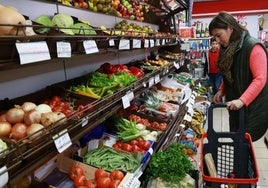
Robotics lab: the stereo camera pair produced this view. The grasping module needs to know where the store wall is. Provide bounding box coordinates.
[192,14,259,39]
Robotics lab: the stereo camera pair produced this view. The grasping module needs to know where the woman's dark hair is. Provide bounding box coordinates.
[209,11,246,42]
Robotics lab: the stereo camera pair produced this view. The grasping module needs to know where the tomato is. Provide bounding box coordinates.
[74,175,86,187]
[52,95,61,103]
[109,179,121,188]
[95,169,109,180]
[96,177,111,188]
[130,139,138,146]
[121,143,132,152]
[131,145,141,152]
[110,170,124,181]
[69,165,85,180]
[142,140,151,150]
[85,179,96,188]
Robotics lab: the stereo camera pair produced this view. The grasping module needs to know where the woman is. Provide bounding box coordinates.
[209,12,268,142]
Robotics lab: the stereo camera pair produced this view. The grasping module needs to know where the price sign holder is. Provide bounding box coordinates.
[83,40,99,54]
[16,41,51,64]
[53,129,72,153]
[56,41,71,58]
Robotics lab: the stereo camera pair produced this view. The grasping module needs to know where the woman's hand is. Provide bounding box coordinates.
[213,90,224,103]
[226,99,244,110]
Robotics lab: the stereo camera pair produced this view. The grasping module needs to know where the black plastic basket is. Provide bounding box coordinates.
[200,104,259,188]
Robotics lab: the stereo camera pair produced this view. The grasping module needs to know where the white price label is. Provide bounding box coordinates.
[148,77,154,87]
[122,91,134,109]
[150,39,154,47]
[16,41,51,64]
[162,39,165,45]
[109,39,115,46]
[154,74,160,83]
[144,39,149,48]
[119,39,130,50]
[173,61,180,69]
[187,107,194,116]
[53,129,72,153]
[186,101,193,108]
[83,40,99,54]
[184,114,192,122]
[156,39,160,46]
[0,166,8,188]
[132,39,141,48]
[81,116,89,127]
[56,41,71,58]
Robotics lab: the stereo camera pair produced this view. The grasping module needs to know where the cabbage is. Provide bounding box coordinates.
[72,22,96,35]
[52,13,74,35]
[0,139,7,155]
[34,15,53,34]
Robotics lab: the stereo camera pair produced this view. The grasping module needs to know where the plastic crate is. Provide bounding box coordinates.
[200,104,259,188]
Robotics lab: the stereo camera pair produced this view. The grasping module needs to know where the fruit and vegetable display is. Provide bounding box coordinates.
[111,114,162,142]
[83,146,140,172]
[34,13,97,35]
[69,63,144,99]
[68,165,125,188]
[144,142,195,187]
[0,94,89,142]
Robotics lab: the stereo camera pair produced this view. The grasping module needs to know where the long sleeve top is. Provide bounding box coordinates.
[219,44,267,106]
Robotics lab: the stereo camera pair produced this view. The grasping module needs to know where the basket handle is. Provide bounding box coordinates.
[207,103,245,135]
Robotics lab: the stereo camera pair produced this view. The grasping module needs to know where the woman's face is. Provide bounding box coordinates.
[211,27,233,47]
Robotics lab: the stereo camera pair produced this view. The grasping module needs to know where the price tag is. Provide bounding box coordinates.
[148,147,154,155]
[144,39,149,48]
[53,129,72,153]
[132,39,141,48]
[162,39,165,45]
[143,81,147,87]
[183,114,192,122]
[156,39,160,46]
[148,77,154,87]
[16,41,51,64]
[109,39,115,46]
[119,39,130,50]
[149,39,154,47]
[173,61,180,69]
[56,41,71,58]
[122,91,134,109]
[154,74,160,83]
[0,166,8,188]
[83,40,99,54]
[81,116,89,127]
[186,101,193,108]
[187,107,194,116]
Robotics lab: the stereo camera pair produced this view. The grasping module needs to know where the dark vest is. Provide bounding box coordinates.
[223,31,268,141]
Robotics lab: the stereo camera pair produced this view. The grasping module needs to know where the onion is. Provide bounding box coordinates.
[21,102,37,112]
[0,121,12,137]
[27,123,44,139]
[35,104,52,114]
[6,107,25,124]
[24,109,41,126]
[10,123,27,141]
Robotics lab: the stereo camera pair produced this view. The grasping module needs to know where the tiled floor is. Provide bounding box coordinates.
[204,107,268,187]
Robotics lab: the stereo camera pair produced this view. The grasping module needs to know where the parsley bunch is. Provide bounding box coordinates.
[146,143,194,184]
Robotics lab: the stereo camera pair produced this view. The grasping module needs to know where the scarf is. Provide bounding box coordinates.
[216,38,241,85]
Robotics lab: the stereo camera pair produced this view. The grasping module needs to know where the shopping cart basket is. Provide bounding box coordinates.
[200,104,259,188]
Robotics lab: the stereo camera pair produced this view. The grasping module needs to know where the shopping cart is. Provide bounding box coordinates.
[200,104,259,188]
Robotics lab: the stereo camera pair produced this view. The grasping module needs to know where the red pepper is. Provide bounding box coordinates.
[129,66,144,78]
